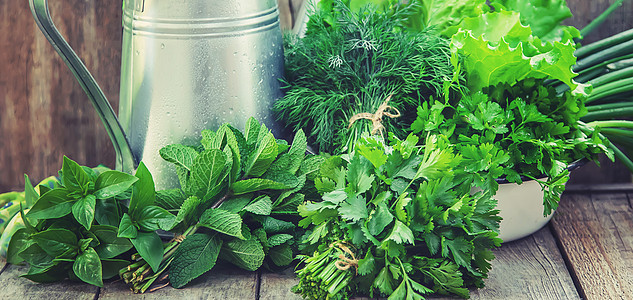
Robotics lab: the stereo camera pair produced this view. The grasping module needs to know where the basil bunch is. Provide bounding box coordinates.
[7,157,139,286]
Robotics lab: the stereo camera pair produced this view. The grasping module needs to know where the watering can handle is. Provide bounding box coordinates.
[28,0,137,173]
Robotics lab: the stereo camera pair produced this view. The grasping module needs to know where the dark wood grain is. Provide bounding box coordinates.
[0,1,121,192]
[0,263,98,299]
[551,192,633,299]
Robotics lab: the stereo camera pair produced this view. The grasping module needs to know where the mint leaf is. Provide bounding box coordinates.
[232,178,291,195]
[242,195,273,215]
[269,244,293,266]
[73,247,103,287]
[159,144,199,172]
[93,171,138,199]
[174,196,202,227]
[267,234,293,247]
[243,129,279,177]
[71,194,96,230]
[189,149,228,201]
[155,189,186,210]
[261,217,295,234]
[219,238,265,271]
[199,208,245,239]
[170,233,223,289]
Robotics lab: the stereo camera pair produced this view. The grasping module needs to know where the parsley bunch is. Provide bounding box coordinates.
[294,134,502,299]
[275,1,461,154]
[412,78,608,216]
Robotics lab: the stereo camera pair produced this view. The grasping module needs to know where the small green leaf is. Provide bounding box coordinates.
[7,228,29,264]
[267,234,293,247]
[155,189,187,210]
[242,196,273,215]
[384,220,415,245]
[368,202,394,236]
[174,196,202,227]
[117,213,138,239]
[160,144,199,171]
[231,178,291,195]
[24,175,39,207]
[79,238,93,252]
[244,131,279,177]
[27,188,73,220]
[130,231,163,272]
[94,198,121,226]
[73,247,103,287]
[338,195,368,222]
[129,162,156,217]
[20,263,66,283]
[268,244,293,266]
[219,238,265,271]
[261,217,295,234]
[92,225,133,259]
[136,205,178,232]
[31,228,78,257]
[61,156,92,193]
[93,171,138,199]
[198,208,245,239]
[357,250,376,276]
[217,195,252,213]
[72,194,96,230]
[189,149,228,201]
[170,233,223,289]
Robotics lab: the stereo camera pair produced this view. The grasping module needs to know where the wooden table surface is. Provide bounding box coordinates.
[1,185,632,300]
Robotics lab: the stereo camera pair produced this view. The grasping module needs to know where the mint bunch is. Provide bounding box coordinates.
[121,117,315,292]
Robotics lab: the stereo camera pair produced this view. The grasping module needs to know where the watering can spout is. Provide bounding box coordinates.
[29,0,138,173]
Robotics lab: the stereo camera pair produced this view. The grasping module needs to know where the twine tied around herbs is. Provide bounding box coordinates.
[348,95,401,135]
[331,242,359,275]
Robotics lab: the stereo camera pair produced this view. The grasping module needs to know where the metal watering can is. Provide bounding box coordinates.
[29,0,285,189]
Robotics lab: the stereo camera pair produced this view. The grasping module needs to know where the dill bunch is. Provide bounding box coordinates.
[275,1,463,154]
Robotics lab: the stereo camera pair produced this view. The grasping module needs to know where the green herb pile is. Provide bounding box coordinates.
[5,158,137,286]
[275,2,461,154]
[293,134,501,299]
[119,118,315,292]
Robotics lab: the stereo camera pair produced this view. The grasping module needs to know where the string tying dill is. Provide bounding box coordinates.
[348,95,401,135]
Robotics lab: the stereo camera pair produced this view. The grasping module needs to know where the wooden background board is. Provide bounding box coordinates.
[1,0,632,192]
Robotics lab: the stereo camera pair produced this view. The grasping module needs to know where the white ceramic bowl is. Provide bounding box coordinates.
[494,180,554,242]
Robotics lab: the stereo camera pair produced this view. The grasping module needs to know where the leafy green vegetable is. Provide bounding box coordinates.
[275,1,462,154]
[294,134,501,299]
[10,158,134,286]
[121,118,310,292]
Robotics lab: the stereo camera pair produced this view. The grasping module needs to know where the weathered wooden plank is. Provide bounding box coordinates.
[550,192,633,299]
[259,228,578,300]
[99,264,257,299]
[0,263,98,299]
[565,183,633,193]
